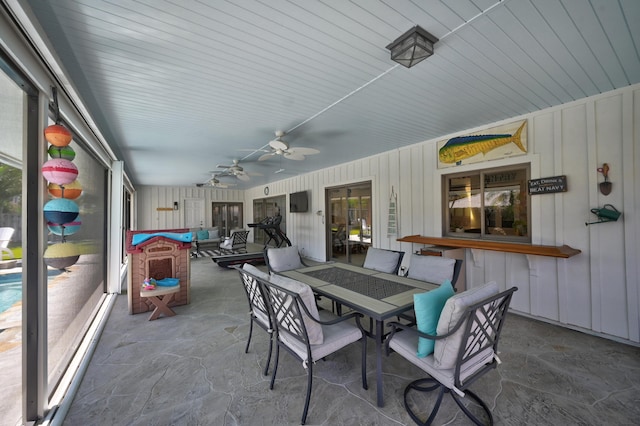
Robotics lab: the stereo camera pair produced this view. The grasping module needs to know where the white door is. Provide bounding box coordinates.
[184,198,205,228]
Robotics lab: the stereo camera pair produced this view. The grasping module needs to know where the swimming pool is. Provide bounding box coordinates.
[0,273,22,314]
[0,270,63,314]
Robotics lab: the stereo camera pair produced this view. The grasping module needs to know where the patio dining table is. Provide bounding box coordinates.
[280,262,438,407]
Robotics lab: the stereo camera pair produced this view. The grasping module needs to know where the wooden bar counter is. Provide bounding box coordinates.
[397,235,581,258]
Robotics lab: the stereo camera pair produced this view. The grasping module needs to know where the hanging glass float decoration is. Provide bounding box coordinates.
[43,87,82,270]
[48,216,82,236]
[44,242,80,270]
[48,144,75,161]
[48,180,83,199]
[44,123,73,146]
[44,198,79,226]
[42,158,78,185]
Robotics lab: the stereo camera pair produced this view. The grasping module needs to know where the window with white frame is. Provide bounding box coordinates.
[443,164,530,241]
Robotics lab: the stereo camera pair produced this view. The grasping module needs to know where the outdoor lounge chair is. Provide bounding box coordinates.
[0,227,15,259]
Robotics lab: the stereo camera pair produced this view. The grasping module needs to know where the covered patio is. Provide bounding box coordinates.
[61,257,640,425]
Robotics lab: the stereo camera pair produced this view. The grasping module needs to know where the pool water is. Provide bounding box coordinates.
[0,273,22,314]
[0,270,63,314]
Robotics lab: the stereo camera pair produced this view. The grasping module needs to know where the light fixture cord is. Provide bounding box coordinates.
[241,0,504,161]
[286,64,399,135]
[284,0,504,136]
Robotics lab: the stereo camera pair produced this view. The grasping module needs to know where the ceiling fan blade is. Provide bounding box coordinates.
[216,164,233,169]
[269,139,288,150]
[258,152,275,161]
[237,173,250,181]
[289,147,319,155]
[284,152,306,160]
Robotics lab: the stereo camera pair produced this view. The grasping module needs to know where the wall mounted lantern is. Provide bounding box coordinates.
[174,201,179,210]
[386,25,438,68]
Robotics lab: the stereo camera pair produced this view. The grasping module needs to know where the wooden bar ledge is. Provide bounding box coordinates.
[397,235,581,258]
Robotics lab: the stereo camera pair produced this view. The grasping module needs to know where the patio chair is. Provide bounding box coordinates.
[405,254,463,291]
[385,283,518,426]
[236,264,274,375]
[332,224,346,254]
[263,245,308,273]
[0,227,15,259]
[363,247,405,275]
[219,229,250,253]
[261,273,368,425]
[265,245,338,312]
[397,255,464,325]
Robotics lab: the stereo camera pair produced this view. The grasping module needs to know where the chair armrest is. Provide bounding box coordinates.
[297,300,367,333]
[298,301,363,326]
[384,319,467,356]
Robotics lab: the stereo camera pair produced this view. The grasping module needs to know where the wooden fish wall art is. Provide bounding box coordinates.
[437,120,527,168]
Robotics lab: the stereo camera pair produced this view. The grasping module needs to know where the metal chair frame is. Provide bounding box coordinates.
[385,287,517,426]
[219,229,250,253]
[260,277,368,425]
[236,266,274,375]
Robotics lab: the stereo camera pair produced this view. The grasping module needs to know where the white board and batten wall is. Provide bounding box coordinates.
[139,84,640,345]
[136,186,244,232]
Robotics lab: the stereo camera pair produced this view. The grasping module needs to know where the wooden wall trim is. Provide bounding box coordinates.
[397,235,581,258]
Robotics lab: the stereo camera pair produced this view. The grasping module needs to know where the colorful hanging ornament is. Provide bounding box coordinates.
[44,198,79,225]
[43,86,82,269]
[48,144,76,161]
[47,180,83,199]
[44,242,80,269]
[44,123,73,147]
[48,216,82,236]
[42,158,78,185]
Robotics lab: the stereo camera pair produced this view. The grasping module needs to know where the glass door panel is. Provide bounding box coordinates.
[326,182,371,266]
[212,202,243,237]
[252,196,286,246]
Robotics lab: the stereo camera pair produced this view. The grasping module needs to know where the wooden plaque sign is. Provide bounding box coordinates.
[528,175,567,195]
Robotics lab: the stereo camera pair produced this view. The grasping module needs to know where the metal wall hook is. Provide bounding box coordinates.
[50,86,61,124]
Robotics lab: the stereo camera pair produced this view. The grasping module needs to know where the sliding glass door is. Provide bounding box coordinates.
[326,182,372,266]
[252,196,286,246]
[212,202,243,237]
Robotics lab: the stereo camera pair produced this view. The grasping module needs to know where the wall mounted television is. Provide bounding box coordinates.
[289,190,309,213]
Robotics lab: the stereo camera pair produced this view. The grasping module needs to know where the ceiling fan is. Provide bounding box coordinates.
[216,159,253,181]
[197,174,236,188]
[258,130,320,162]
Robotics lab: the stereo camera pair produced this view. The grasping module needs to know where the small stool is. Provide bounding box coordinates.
[140,285,180,320]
